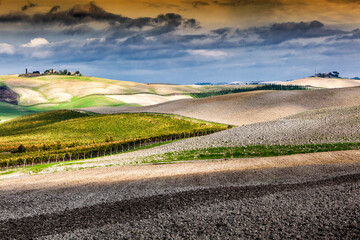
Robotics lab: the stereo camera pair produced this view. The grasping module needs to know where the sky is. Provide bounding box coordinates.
[0,0,360,84]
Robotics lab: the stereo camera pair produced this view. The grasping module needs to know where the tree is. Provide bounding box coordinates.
[332,71,339,78]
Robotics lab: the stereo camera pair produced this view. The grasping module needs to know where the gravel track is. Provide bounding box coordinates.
[0,166,359,239]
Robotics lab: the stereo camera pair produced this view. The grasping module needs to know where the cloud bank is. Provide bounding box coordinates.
[0,2,358,83]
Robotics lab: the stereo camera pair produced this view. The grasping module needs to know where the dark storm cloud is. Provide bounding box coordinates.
[239,20,345,45]
[211,28,231,35]
[184,19,200,28]
[21,1,37,11]
[0,12,31,23]
[55,19,351,59]
[0,2,199,37]
[0,2,120,24]
[86,20,349,62]
[31,2,129,25]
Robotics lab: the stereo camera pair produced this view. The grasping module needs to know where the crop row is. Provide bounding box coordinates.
[0,111,228,152]
[0,128,226,169]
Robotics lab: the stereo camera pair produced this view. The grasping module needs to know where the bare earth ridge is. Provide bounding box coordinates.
[81,87,360,126]
[284,77,360,88]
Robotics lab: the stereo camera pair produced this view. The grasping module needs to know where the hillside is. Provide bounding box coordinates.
[0,75,237,107]
[283,77,360,88]
[0,110,226,150]
[0,102,37,121]
[82,87,360,126]
[0,74,243,120]
[0,110,228,168]
[73,104,360,167]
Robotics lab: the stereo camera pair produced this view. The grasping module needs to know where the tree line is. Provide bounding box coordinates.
[190,84,309,98]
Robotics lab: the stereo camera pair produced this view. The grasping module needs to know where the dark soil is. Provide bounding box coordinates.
[0,172,359,239]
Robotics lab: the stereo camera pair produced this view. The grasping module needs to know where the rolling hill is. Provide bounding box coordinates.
[0,74,241,120]
[0,110,226,149]
[283,77,360,88]
[0,75,237,107]
[0,102,37,121]
[82,86,360,126]
[0,110,228,168]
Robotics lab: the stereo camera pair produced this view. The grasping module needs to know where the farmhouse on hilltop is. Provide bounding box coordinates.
[19,69,82,77]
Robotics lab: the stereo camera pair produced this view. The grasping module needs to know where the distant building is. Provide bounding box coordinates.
[45,69,56,74]
[19,68,82,77]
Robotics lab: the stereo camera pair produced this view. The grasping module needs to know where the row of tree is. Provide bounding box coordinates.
[190,84,309,98]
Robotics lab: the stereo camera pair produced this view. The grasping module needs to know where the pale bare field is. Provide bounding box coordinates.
[11,87,48,105]
[38,80,126,101]
[83,87,360,126]
[284,77,360,88]
[105,94,192,106]
[0,75,50,88]
[1,150,359,191]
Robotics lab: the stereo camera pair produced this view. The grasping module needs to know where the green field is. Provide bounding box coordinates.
[29,95,138,111]
[0,102,38,120]
[0,110,228,148]
[0,110,229,167]
[142,142,360,164]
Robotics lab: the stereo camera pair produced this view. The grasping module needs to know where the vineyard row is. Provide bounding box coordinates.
[0,128,227,170]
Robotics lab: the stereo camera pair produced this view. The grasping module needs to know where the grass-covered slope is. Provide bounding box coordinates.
[0,110,228,152]
[142,143,360,164]
[29,95,138,111]
[0,102,38,121]
[0,110,229,168]
[0,110,87,137]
